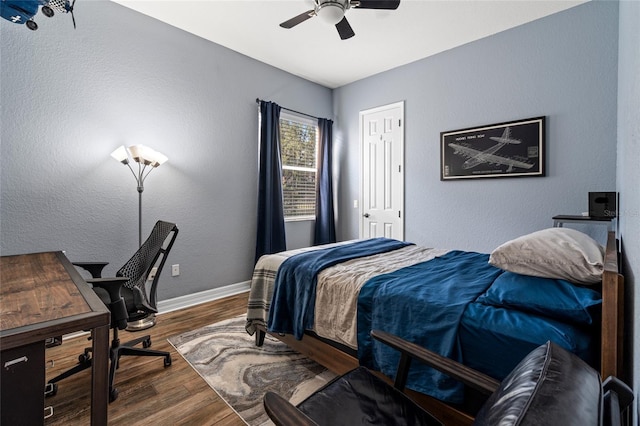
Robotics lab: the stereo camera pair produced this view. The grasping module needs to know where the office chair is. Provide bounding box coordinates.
[47,220,179,402]
[264,331,634,426]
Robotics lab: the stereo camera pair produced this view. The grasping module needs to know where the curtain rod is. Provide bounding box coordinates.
[255,98,322,121]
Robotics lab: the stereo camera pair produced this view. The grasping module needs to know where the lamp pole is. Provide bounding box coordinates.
[137,178,144,248]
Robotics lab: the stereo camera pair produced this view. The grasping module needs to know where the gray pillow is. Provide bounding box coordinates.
[489,228,604,285]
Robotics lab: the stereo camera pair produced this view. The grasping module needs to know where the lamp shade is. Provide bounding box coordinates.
[111,144,167,167]
[128,145,153,165]
[143,147,168,167]
[110,145,129,163]
[150,151,168,167]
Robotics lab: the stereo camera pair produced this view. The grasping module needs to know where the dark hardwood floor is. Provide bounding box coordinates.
[44,292,250,426]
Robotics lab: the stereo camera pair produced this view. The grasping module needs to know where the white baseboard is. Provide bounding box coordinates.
[157,280,251,315]
[63,281,250,341]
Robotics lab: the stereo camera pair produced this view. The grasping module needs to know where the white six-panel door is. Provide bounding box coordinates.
[360,101,404,240]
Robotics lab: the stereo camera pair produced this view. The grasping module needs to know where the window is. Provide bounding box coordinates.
[279,111,318,220]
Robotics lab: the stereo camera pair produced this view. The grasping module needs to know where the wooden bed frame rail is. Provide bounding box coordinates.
[257,231,624,425]
[601,231,624,379]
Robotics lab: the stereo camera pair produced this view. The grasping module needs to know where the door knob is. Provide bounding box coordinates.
[363,213,370,218]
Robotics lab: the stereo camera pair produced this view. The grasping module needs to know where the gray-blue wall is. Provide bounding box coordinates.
[617,0,640,419]
[0,1,332,300]
[333,1,618,252]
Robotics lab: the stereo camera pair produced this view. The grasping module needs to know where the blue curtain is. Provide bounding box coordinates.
[314,118,336,245]
[255,101,286,264]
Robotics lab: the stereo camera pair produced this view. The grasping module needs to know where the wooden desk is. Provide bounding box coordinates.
[1,251,110,425]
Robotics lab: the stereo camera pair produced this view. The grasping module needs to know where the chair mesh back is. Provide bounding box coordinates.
[116,221,178,302]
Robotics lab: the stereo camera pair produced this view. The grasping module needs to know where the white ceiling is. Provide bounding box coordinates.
[111,0,587,89]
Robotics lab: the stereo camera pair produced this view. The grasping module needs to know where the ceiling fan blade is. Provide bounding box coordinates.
[354,0,400,10]
[335,17,355,40]
[280,10,315,29]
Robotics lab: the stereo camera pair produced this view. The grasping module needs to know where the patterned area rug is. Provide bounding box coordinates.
[167,315,337,425]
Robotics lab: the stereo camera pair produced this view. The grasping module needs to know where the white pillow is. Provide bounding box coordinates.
[489,228,605,285]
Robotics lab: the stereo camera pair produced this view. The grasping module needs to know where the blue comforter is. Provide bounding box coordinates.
[357,250,503,403]
[267,238,412,339]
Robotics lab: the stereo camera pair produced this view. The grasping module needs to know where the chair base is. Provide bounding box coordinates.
[107,334,171,401]
[47,329,171,403]
[126,313,156,331]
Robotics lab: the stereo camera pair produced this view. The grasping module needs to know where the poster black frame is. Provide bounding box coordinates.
[440,116,546,181]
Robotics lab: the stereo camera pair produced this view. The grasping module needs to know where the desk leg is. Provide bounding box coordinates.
[91,325,109,426]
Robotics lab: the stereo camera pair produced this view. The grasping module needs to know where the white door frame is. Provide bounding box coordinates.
[359,101,405,240]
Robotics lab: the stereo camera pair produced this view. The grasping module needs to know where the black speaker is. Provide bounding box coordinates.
[589,192,617,219]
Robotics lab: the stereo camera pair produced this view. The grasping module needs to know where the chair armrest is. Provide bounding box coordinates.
[371,329,500,395]
[263,392,318,426]
[73,261,109,278]
[87,276,129,288]
[87,277,129,305]
[87,277,129,283]
[88,277,130,330]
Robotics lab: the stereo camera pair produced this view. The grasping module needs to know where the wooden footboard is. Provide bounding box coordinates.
[601,231,624,379]
[257,231,624,425]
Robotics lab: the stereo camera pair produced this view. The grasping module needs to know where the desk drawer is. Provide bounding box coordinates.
[1,341,45,425]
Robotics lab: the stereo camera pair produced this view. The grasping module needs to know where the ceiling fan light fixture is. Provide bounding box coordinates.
[316,2,346,25]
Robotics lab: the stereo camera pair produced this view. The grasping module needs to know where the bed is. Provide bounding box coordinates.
[245,228,624,424]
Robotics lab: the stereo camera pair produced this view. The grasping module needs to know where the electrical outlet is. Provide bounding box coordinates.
[171,264,180,276]
[148,267,158,281]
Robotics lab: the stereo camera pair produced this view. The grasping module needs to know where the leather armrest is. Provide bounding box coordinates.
[603,376,634,412]
[263,392,318,426]
[371,329,500,395]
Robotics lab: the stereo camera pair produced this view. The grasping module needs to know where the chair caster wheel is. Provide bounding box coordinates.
[143,338,152,348]
[79,353,90,363]
[109,388,119,402]
[164,355,172,367]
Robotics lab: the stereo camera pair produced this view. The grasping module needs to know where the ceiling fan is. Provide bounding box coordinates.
[280,0,401,40]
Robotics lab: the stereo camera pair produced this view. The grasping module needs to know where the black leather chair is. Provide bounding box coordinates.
[47,220,179,402]
[264,330,633,426]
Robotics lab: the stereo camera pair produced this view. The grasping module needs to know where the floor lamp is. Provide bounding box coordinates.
[110,145,168,247]
[110,144,168,330]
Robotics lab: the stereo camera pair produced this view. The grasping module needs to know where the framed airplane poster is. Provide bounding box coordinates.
[440,116,545,180]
